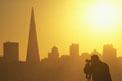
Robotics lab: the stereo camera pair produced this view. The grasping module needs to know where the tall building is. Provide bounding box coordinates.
[4,42,19,62]
[48,46,59,60]
[26,8,40,63]
[70,44,79,57]
[103,44,117,61]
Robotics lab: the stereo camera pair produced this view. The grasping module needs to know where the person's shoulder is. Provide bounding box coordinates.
[101,61,109,68]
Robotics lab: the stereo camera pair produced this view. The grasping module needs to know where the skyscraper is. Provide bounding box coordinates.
[26,8,40,63]
[70,44,79,57]
[48,46,59,60]
[4,42,19,62]
[103,44,117,61]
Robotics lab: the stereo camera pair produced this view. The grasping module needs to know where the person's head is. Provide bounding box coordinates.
[91,55,100,65]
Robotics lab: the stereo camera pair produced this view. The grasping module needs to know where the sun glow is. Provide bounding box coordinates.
[85,3,119,31]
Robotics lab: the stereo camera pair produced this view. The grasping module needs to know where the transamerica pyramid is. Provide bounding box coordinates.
[26,8,40,63]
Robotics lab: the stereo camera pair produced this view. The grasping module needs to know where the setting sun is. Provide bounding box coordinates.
[85,3,119,30]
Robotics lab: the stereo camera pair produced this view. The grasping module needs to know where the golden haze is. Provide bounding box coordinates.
[0,0,122,61]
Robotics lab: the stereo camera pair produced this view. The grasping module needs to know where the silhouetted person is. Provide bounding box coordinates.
[84,59,92,81]
[84,55,112,81]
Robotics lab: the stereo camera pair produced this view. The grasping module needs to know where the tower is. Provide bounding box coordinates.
[103,44,117,62]
[26,8,40,63]
[48,46,59,60]
[70,44,79,57]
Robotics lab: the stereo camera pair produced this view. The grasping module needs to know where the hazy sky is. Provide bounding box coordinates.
[1,0,122,61]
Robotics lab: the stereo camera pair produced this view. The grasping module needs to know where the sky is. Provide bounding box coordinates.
[1,0,122,61]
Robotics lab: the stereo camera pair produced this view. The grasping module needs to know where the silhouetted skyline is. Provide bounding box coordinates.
[0,8,122,62]
[0,6,122,81]
[1,0,122,61]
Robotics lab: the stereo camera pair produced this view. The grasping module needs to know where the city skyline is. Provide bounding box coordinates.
[0,0,122,81]
[0,8,119,62]
[0,7,122,61]
[1,1,122,80]
[0,8,119,61]
[1,0,122,61]
[0,24,121,81]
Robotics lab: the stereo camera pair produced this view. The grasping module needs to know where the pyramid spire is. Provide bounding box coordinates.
[26,8,40,63]
[31,7,35,25]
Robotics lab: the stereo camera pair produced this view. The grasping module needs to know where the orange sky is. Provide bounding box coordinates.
[1,0,122,61]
